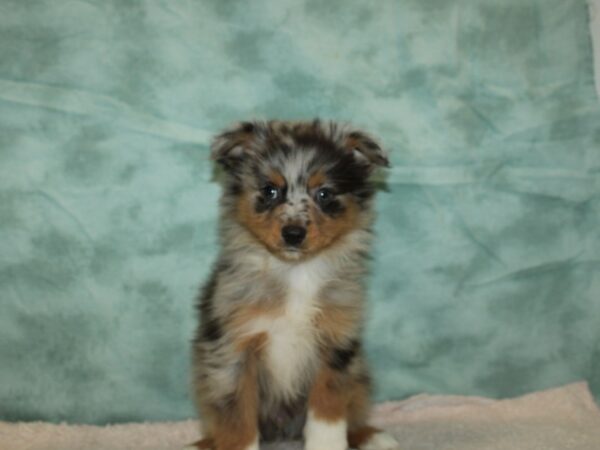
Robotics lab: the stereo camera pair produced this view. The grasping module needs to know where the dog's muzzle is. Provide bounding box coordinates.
[281,225,306,247]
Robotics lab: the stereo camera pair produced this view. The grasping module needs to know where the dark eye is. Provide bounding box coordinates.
[262,185,279,201]
[315,187,334,204]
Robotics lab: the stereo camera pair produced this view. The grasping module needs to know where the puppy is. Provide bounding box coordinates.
[191,120,397,450]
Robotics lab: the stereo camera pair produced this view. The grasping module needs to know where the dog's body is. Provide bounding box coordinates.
[192,120,396,450]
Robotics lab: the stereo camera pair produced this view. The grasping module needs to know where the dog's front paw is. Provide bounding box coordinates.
[359,431,400,450]
[304,412,347,450]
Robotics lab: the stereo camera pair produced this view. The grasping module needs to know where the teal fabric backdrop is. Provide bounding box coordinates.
[1,0,599,424]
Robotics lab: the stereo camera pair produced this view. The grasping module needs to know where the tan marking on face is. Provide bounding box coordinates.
[308,366,350,422]
[236,179,365,260]
[236,192,283,254]
[268,171,286,188]
[304,200,360,255]
[307,171,327,190]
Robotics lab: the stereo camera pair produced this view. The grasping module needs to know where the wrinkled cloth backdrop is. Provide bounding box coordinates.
[0,0,599,424]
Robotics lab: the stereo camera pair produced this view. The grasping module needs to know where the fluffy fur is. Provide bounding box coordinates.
[191,120,396,450]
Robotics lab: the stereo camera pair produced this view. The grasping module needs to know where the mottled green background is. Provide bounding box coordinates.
[1,0,599,424]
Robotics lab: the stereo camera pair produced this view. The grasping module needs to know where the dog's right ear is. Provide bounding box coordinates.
[210,121,263,173]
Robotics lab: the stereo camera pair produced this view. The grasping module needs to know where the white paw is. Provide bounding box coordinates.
[360,431,400,450]
[304,411,347,450]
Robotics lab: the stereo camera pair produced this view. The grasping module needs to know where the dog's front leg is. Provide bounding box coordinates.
[200,334,265,450]
[304,365,349,450]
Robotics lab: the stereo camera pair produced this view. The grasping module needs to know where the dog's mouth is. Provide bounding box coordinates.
[277,224,308,260]
[280,246,304,261]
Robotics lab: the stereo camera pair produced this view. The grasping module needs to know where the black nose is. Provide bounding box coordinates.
[281,225,306,247]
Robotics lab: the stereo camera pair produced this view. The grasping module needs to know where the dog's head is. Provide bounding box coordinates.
[212,120,389,261]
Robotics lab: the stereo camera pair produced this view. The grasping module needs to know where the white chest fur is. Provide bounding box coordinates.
[245,257,328,399]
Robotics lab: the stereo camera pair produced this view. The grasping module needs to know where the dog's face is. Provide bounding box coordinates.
[212,120,388,261]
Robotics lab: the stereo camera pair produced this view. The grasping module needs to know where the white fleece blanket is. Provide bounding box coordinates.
[1,382,599,450]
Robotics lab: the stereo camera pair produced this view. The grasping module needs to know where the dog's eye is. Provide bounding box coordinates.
[315,187,334,204]
[262,185,279,201]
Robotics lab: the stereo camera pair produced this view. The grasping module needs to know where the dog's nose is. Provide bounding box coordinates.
[281,225,306,247]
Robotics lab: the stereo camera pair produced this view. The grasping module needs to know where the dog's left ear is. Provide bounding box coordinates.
[210,121,264,173]
[343,130,390,169]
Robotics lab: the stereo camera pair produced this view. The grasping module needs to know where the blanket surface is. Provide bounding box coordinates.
[1,383,599,450]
